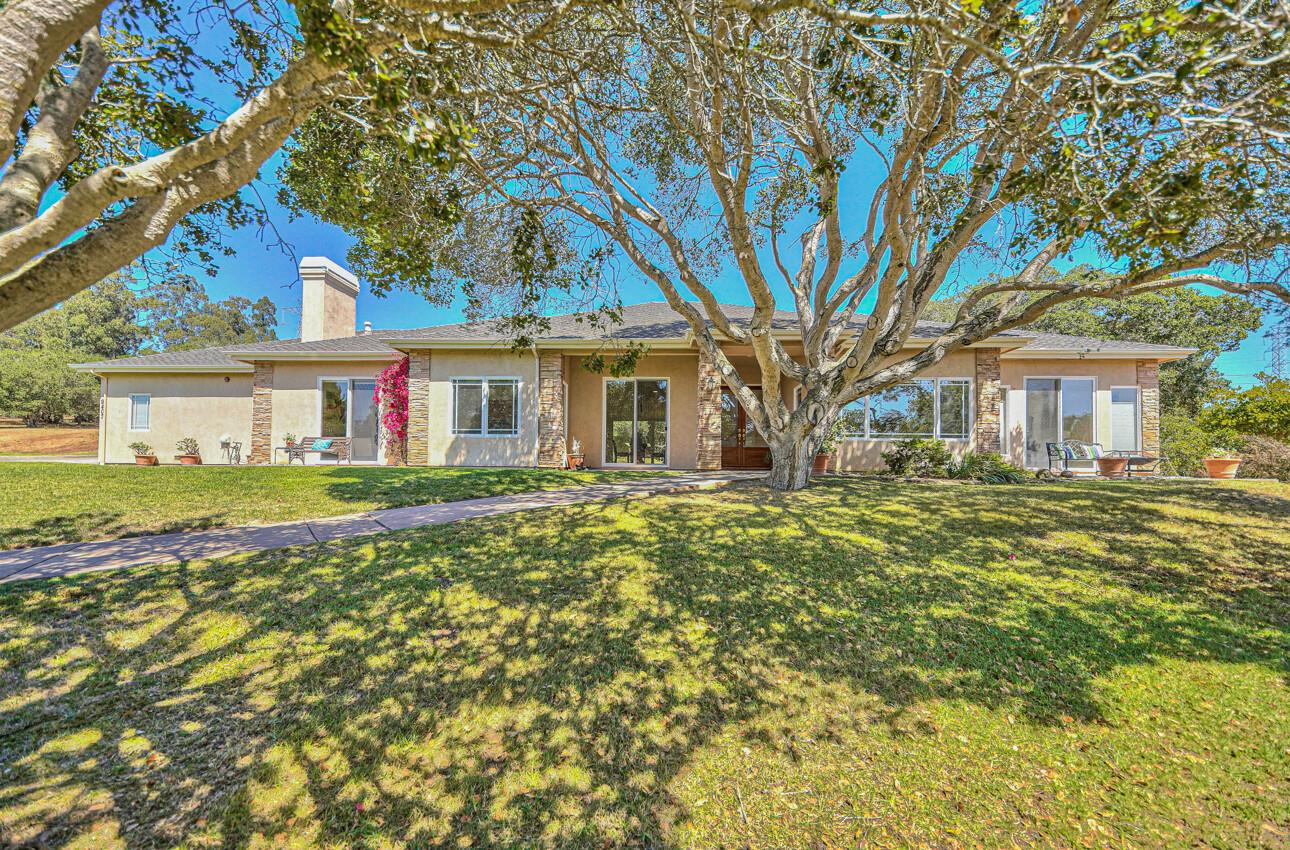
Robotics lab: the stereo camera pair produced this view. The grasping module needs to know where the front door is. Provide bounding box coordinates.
[720,387,771,468]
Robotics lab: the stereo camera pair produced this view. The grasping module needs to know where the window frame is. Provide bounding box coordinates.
[450,376,521,437]
[128,393,151,432]
[839,377,974,441]
[601,376,671,467]
[1109,385,1141,453]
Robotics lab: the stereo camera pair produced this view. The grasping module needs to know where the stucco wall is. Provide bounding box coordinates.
[100,373,253,464]
[999,358,1140,468]
[566,352,700,469]
[424,349,539,467]
[270,359,392,465]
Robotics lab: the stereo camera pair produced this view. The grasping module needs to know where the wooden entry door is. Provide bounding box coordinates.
[721,387,772,468]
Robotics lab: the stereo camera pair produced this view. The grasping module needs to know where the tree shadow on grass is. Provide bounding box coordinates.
[0,512,228,551]
[0,479,1286,848]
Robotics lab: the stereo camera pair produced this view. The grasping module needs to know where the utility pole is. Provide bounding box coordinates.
[1269,319,1290,379]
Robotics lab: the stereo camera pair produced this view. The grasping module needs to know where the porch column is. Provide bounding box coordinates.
[973,347,1003,454]
[697,348,722,470]
[248,361,273,464]
[406,351,431,466]
[1136,359,1161,456]
[537,351,566,467]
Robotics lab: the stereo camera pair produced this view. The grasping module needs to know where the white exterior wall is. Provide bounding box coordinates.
[269,359,392,465]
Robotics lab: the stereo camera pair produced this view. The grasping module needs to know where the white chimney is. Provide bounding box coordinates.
[299,256,359,342]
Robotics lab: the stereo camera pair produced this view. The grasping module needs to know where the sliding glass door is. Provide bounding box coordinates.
[605,378,668,465]
[1024,378,1095,467]
[320,378,381,462]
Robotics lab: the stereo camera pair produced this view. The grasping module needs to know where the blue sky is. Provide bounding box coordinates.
[190,147,1277,390]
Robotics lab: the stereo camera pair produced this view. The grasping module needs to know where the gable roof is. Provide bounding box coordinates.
[73,301,1196,372]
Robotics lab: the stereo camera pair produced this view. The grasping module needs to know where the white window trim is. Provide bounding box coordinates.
[128,393,150,432]
[1109,384,1141,453]
[838,377,975,441]
[450,376,521,437]
[1020,375,1099,469]
[601,376,671,467]
[316,376,384,463]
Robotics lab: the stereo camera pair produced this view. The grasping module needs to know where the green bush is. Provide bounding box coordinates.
[945,452,1030,484]
[1161,413,1221,476]
[175,437,200,456]
[881,438,952,477]
[1237,435,1290,481]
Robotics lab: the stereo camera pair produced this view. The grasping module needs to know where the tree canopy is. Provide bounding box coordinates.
[284,0,1290,488]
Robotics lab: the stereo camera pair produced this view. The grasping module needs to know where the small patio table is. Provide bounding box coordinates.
[1111,452,1162,477]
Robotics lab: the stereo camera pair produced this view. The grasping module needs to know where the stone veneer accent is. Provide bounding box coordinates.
[697,348,722,470]
[973,347,1003,454]
[248,361,274,464]
[406,351,431,466]
[537,352,566,468]
[1136,359,1161,455]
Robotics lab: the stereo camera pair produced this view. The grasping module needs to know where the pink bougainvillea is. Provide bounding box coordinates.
[373,356,409,456]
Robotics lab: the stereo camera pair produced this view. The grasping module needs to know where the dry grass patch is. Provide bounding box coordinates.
[0,425,96,456]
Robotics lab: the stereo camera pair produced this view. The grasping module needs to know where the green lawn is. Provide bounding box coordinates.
[0,463,680,549]
[1,478,1287,848]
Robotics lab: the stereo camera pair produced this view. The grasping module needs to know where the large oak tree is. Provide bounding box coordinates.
[289,0,1290,488]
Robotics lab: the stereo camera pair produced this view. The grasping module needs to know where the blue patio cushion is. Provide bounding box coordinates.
[310,439,333,451]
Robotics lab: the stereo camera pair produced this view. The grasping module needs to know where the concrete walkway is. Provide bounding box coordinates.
[0,471,760,585]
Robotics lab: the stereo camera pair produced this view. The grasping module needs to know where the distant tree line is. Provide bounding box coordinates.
[0,271,277,425]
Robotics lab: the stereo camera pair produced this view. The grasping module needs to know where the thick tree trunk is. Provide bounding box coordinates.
[765,433,815,491]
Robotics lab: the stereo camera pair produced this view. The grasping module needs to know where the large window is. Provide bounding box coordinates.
[452,378,519,436]
[128,393,150,431]
[1024,377,1095,467]
[839,378,971,440]
[320,378,380,462]
[605,378,668,465]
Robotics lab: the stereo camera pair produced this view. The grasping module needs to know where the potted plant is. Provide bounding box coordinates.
[567,437,586,470]
[175,437,202,465]
[812,420,844,474]
[1202,447,1242,479]
[284,432,298,448]
[129,441,157,466]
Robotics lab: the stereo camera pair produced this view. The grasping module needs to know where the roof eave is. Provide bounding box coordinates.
[221,350,401,362]
[70,363,254,374]
[1002,348,1197,362]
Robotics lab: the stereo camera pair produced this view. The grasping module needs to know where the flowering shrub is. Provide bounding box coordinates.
[374,356,409,458]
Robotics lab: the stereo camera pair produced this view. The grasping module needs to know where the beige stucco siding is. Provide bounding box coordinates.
[424,349,539,467]
[269,359,391,464]
[100,373,253,464]
[566,352,700,469]
[999,358,1139,467]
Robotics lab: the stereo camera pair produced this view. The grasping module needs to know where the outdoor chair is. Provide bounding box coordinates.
[1046,440,1162,477]
[279,436,351,465]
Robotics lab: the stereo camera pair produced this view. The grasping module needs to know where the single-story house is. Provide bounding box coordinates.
[74,256,1195,471]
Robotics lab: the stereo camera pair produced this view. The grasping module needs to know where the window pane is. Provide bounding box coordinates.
[321,381,348,438]
[1025,378,1059,468]
[486,380,518,435]
[868,380,935,437]
[1110,388,1138,452]
[743,388,767,448]
[605,380,634,463]
[720,390,739,447]
[1062,379,1095,444]
[938,380,970,439]
[636,379,668,464]
[453,380,482,434]
[130,395,149,430]
[838,399,866,437]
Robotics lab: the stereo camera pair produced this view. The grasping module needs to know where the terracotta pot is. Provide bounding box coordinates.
[134,455,158,466]
[812,453,833,474]
[567,453,585,470]
[177,454,202,466]
[1095,456,1129,478]
[1202,457,1241,479]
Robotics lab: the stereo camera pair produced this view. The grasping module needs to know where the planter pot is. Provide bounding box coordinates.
[812,453,833,474]
[1095,456,1129,478]
[134,455,158,466]
[1202,457,1241,479]
[177,454,202,466]
[566,453,586,470]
